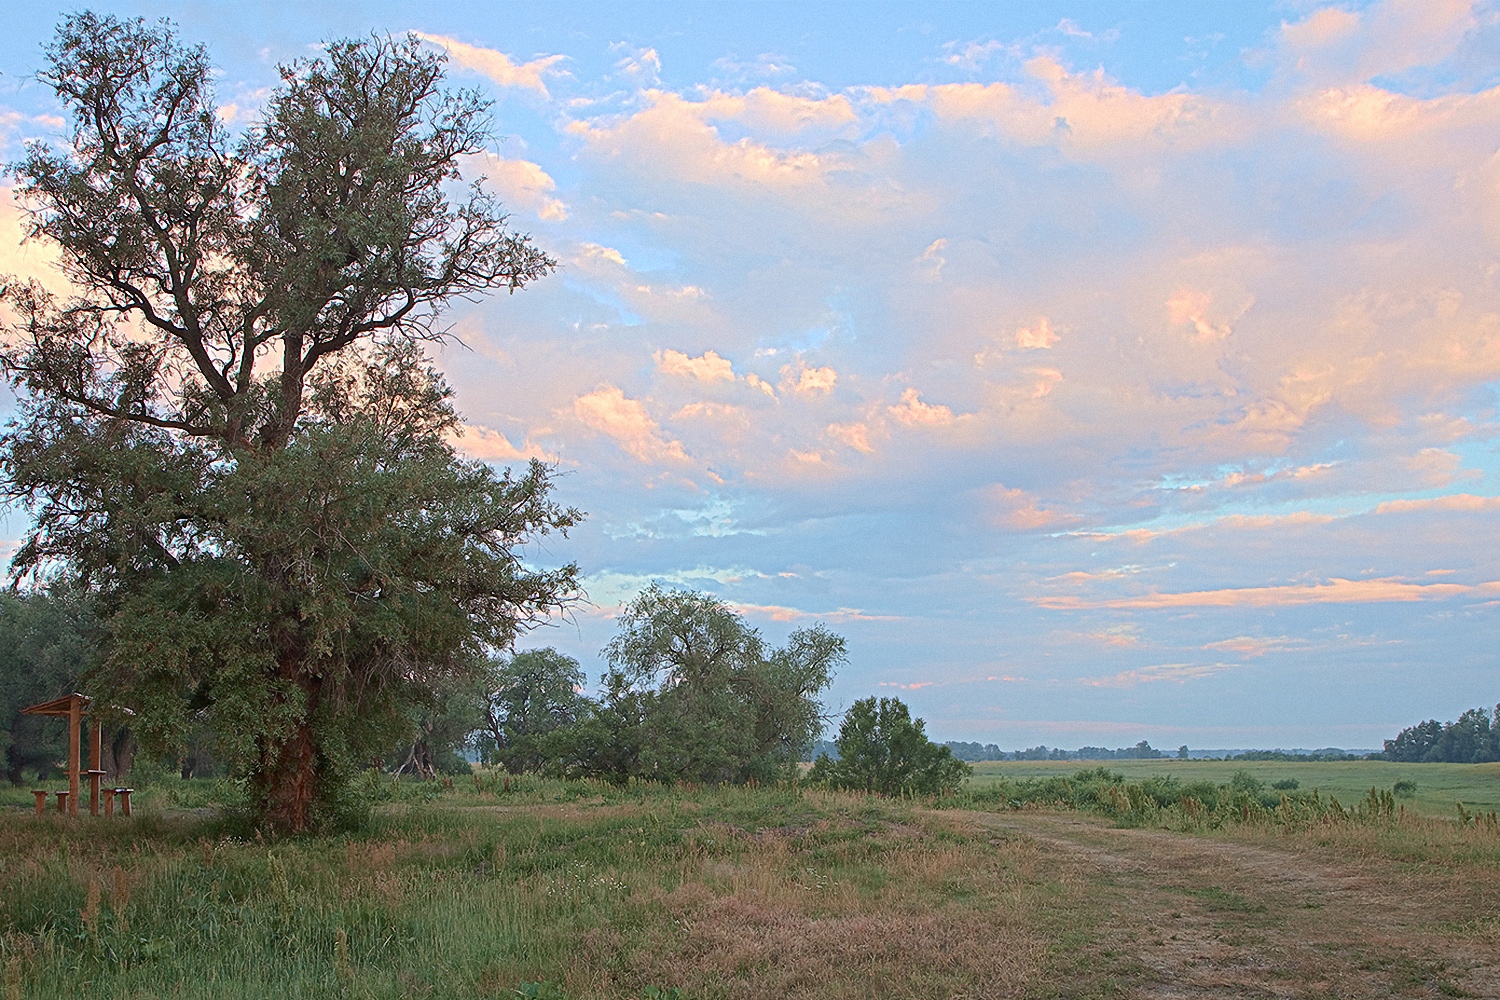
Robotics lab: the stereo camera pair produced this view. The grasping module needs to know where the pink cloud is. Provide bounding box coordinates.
[656,348,735,383]
[1374,494,1500,514]
[987,485,1075,532]
[572,385,689,464]
[1039,576,1500,610]
[1083,662,1233,688]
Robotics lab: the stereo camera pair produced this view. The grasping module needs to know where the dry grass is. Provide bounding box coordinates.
[0,780,1092,1000]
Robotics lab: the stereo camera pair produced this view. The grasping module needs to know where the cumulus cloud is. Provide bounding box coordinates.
[572,386,689,464]
[464,152,569,221]
[783,362,838,394]
[656,348,735,383]
[889,388,955,427]
[447,424,555,463]
[414,33,564,95]
[1016,316,1059,350]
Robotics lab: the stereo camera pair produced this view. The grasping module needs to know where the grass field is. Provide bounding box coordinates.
[2,765,1499,998]
[966,758,1500,817]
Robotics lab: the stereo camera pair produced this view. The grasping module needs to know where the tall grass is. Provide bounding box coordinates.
[947,766,1500,869]
[0,774,1071,999]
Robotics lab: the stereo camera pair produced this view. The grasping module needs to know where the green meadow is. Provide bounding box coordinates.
[4,763,1500,998]
[966,758,1500,817]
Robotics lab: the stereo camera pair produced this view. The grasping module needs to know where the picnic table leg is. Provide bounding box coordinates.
[120,789,131,817]
[103,788,115,817]
[32,790,47,816]
[55,791,69,814]
[67,698,80,817]
[90,722,102,816]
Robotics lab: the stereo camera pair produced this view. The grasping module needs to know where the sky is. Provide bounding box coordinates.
[1,0,1499,750]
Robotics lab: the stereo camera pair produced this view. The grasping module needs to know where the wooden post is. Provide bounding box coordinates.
[67,697,81,817]
[90,722,103,816]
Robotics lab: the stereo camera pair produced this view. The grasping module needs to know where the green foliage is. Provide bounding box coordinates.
[1384,706,1500,763]
[478,647,591,775]
[586,586,843,785]
[0,588,95,784]
[809,696,971,796]
[952,766,1450,831]
[0,15,574,832]
[1393,779,1418,798]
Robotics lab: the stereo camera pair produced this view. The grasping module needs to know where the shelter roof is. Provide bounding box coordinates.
[20,693,91,717]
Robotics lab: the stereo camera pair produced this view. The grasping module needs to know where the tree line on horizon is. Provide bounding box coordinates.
[1383,705,1500,764]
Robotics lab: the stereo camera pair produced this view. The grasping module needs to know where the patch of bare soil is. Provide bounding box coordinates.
[965,811,1500,999]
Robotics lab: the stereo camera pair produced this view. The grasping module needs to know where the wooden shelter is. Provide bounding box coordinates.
[20,693,108,817]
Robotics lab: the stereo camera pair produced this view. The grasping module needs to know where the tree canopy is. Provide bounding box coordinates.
[1384,706,1499,763]
[589,585,843,785]
[810,696,970,796]
[0,14,577,831]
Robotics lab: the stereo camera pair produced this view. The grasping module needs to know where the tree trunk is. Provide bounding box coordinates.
[254,668,323,834]
[256,716,319,833]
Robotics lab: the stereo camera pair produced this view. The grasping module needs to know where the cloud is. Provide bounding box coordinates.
[1374,494,1500,515]
[1016,316,1059,350]
[733,603,902,623]
[826,421,875,454]
[568,91,843,190]
[987,485,1074,532]
[889,388,955,427]
[575,243,628,267]
[1165,288,1231,342]
[414,33,564,95]
[1201,636,1308,658]
[613,44,662,85]
[1039,577,1500,610]
[1083,663,1234,688]
[784,363,838,394]
[572,386,689,464]
[464,152,568,221]
[656,348,735,383]
[0,186,67,294]
[447,424,555,463]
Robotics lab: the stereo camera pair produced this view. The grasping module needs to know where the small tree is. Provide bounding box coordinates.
[810,696,970,796]
[1,15,577,831]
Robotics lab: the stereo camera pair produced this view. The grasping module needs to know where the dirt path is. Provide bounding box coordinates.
[965,811,1500,999]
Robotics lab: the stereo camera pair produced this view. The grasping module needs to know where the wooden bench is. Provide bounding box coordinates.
[31,790,48,816]
[109,787,133,817]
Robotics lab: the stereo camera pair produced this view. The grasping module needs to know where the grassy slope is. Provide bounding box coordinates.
[966,759,1500,817]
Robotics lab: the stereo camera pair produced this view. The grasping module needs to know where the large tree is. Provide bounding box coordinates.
[0,14,578,831]
[479,647,591,775]
[597,585,843,785]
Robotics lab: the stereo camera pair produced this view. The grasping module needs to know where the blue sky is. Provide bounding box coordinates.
[3,1,1499,749]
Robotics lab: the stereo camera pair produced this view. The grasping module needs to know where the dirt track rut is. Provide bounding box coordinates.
[965,811,1500,999]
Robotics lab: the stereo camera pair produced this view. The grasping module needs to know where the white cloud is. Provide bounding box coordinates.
[413,33,564,96]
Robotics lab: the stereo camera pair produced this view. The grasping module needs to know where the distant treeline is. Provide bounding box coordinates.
[941,740,1175,762]
[933,742,1368,763]
[1384,705,1500,763]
